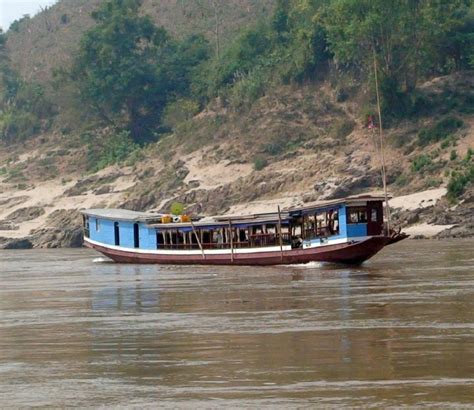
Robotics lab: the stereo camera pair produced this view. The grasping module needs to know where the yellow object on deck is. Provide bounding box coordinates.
[160,214,190,223]
[161,215,172,224]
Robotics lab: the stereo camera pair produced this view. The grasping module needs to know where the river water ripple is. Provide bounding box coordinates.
[1,239,473,407]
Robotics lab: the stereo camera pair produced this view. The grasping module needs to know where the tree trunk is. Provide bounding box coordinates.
[212,0,220,59]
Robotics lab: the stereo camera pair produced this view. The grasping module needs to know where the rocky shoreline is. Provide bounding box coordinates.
[391,186,474,240]
[0,209,83,249]
[1,186,472,250]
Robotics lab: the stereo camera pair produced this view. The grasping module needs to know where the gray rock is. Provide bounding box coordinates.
[7,206,45,223]
[0,221,19,230]
[29,209,84,248]
[93,185,112,195]
[30,226,83,248]
[65,172,123,196]
[0,237,33,249]
[406,210,420,225]
[188,180,200,189]
[325,173,379,199]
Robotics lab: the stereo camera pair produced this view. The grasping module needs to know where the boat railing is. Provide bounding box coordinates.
[158,242,248,250]
[303,227,338,239]
[158,233,291,250]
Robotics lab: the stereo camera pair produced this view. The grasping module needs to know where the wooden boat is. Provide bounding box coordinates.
[81,195,407,265]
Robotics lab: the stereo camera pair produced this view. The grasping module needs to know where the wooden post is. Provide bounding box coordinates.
[190,221,205,259]
[277,206,284,261]
[228,219,234,263]
[373,48,392,236]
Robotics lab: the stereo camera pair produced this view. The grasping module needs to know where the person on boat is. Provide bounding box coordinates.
[293,236,303,248]
[216,230,224,248]
[328,210,335,234]
[333,211,339,233]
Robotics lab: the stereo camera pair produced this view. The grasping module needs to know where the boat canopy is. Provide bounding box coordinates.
[80,208,163,222]
[148,216,291,230]
[288,194,388,216]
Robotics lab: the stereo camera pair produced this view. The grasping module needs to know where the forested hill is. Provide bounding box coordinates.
[5,0,275,83]
[0,0,473,247]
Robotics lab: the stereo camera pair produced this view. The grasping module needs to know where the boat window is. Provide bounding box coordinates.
[114,222,120,246]
[301,208,339,239]
[371,208,378,222]
[153,223,295,250]
[201,230,210,244]
[133,223,139,248]
[266,224,276,234]
[239,229,248,243]
[168,230,183,246]
[347,207,368,224]
[190,231,198,244]
[83,216,90,238]
[176,230,184,245]
[95,218,100,232]
[156,230,164,247]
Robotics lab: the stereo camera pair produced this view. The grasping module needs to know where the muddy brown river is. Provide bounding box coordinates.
[1,239,473,407]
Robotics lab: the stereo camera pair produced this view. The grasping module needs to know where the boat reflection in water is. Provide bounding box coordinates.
[85,263,399,385]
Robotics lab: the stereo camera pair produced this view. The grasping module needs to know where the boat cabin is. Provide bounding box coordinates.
[287,196,384,249]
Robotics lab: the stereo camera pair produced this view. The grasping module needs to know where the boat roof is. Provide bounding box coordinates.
[149,214,291,230]
[287,194,388,214]
[80,208,163,222]
[81,194,387,225]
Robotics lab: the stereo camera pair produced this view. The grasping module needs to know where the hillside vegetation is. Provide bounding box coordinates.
[0,0,473,247]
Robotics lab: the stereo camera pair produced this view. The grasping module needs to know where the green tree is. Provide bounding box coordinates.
[0,30,51,143]
[429,1,474,72]
[276,0,330,83]
[0,31,18,102]
[72,0,207,143]
[322,0,473,116]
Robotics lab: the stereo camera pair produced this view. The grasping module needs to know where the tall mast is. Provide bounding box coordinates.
[372,49,391,235]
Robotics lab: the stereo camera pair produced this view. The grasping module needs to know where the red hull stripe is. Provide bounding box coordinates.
[84,237,390,265]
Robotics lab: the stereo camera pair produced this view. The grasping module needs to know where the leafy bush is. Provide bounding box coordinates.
[447,165,474,201]
[463,148,473,164]
[229,70,267,110]
[83,130,141,172]
[212,24,272,90]
[440,139,451,149]
[425,177,442,188]
[0,32,52,144]
[418,116,464,146]
[262,141,285,156]
[5,164,27,182]
[450,150,457,161]
[0,110,40,143]
[380,76,411,118]
[331,118,355,142]
[253,157,268,171]
[170,202,184,215]
[162,98,200,131]
[261,133,289,156]
[411,154,432,172]
[395,173,410,187]
[124,149,145,167]
[9,15,30,32]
